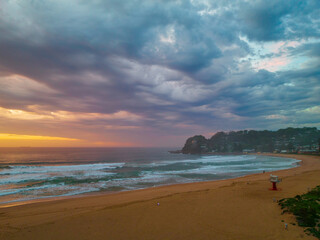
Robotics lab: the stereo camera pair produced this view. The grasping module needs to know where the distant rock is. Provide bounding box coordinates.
[168,150,182,154]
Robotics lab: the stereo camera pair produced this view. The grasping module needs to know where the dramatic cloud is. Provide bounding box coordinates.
[0,0,319,147]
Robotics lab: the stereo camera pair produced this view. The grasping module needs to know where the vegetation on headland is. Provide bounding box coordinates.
[278,186,320,239]
[181,127,320,154]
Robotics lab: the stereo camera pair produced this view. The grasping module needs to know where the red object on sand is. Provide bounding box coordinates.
[269,174,281,191]
[272,182,277,190]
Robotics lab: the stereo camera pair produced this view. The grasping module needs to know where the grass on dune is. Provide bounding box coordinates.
[279,185,320,238]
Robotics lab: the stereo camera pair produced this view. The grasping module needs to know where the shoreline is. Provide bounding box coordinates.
[1,153,319,240]
[0,154,300,209]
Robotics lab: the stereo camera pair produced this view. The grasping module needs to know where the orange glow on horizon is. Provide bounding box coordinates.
[0,133,137,147]
[0,133,79,147]
[0,133,79,141]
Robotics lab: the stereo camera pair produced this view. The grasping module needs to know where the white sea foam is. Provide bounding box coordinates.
[0,155,300,204]
[125,155,257,168]
[0,162,124,175]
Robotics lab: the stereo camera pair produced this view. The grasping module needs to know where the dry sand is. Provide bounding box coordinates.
[0,154,319,240]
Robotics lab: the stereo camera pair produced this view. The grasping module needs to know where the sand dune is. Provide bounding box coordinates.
[0,154,319,240]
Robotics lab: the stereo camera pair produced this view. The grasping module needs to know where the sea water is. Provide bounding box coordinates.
[0,147,300,205]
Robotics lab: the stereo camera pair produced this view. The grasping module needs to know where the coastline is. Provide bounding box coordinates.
[0,154,319,240]
[0,153,299,209]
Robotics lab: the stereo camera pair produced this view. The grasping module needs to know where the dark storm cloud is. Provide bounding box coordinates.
[0,0,319,141]
[238,0,320,41]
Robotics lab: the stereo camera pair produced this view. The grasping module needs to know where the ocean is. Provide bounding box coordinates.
[0,147,300,205]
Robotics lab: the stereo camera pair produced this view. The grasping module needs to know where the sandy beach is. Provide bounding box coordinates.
[0,154,319,240]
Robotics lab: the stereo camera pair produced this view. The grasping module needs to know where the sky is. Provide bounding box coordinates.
[0,0,319,147]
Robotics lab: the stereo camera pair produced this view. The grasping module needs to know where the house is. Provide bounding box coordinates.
[243,149,255,154]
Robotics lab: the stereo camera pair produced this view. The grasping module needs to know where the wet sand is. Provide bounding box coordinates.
[0,154,319,240]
